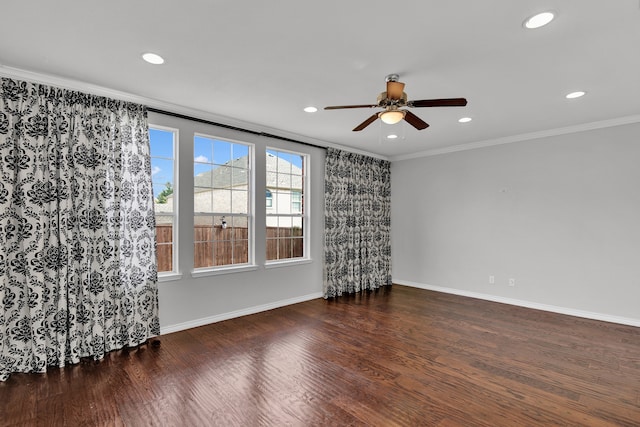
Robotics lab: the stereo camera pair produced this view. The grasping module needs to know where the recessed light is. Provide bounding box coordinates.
[458,117,472,123]
[387,134,398,139]
[303,106,318,113]
[142,53,165,65]
[566,91,586,99]
[524,11,555,29]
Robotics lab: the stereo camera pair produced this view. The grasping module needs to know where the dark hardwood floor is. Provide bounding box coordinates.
[1,285,639,426]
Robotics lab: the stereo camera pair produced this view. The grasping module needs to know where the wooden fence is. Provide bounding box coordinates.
[156,225,303,271]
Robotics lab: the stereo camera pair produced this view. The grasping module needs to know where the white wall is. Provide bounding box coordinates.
[391,122,640,324]
[149,112,325,333]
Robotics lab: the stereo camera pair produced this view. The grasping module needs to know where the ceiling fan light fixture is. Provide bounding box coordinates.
[524,11,555,29]
[379,110,406,125]
[458,117,472,123]
[303,106,318,113]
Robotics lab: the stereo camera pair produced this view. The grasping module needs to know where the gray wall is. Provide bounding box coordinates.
[149,112,325,332]
[391,122,640,323]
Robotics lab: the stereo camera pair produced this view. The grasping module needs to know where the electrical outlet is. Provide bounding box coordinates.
[509,278,515,287]
[489,275,495,284]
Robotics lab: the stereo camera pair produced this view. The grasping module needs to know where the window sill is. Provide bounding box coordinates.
[191,264,259,278]
[158,272,183,283]
[264,258,313,269]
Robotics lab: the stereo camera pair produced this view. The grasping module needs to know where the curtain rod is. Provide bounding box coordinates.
[147,107,327,150]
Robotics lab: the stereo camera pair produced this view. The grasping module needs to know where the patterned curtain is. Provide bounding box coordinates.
[324,147,392,298]
[0,78,159,381]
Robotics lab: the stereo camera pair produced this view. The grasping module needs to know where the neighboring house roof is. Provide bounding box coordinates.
[193,154,302,192]
[194,157,249,191]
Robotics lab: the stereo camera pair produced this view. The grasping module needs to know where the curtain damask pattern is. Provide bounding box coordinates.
[324,147,392,298]
[0,78,159,381]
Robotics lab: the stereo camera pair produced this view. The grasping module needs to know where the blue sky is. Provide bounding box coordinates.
[149,128,175,197]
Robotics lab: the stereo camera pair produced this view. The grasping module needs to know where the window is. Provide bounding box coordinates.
[193,135,252,269]
[266,149,307,261]
[150,126,178,275]
[291,191,302,213]
[266,189,273,208]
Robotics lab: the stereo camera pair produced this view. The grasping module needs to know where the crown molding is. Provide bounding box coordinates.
[0,64,388,161]
[390,114,640,162]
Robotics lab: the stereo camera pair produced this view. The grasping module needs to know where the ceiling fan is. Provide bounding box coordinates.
[324,74,467,131]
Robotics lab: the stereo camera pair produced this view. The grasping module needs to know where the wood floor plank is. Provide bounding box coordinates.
[1,285,639,426]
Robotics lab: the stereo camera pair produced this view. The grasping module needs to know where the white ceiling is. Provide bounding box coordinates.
[1,1,639,159]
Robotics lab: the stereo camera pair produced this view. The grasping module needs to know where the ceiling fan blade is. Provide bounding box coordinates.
[324,104,378,110]
[386,81,405,100]
[404,111,429,130]
[408,98,468,108]
[353,113,379,131]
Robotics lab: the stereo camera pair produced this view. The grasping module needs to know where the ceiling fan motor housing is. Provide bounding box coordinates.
[377,91,408,108]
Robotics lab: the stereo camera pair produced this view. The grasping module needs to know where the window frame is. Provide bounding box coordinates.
[149,124,181,282]
[265,147,310,266]
[191,133,255,275]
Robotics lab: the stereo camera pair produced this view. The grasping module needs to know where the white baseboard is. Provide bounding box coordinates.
[395,279,640,328]
[160,291,324,335]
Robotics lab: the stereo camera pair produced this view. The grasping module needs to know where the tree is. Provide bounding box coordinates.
[155,182,173,204]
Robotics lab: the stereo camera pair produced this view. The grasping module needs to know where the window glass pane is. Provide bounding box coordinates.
[292,217,303,231]
[155,215,174,235]
[291,175,303,189]
[157,243,173,271]
[232,145,249,167]
[278,238,291,260]
[273,191,284,213]
[153,183,175,208]
[194,169,214,188]
[149,128,175,158]
[193,187,214,213]
[231,190,248,214]
[194,162,213,177]
[150,127,177,274]
[194,216,214,242]
[266,213,277,228]
[276,225,285,238]
[213,140,231,165]
[194,136,213,164]
[266,239,277,261]
[279,152,293,174]
[230,167,248,187]
[232,215,248,228]
[217,190,232,213]
[151,158,174,185]
[214,240,231,266]
[212,166,232,189]
[194,241,213,268]
[290,154,304,173]
[233,221,248,240]
[233,240,249,264]
[292,238,303,258]
[266,171,278,189]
